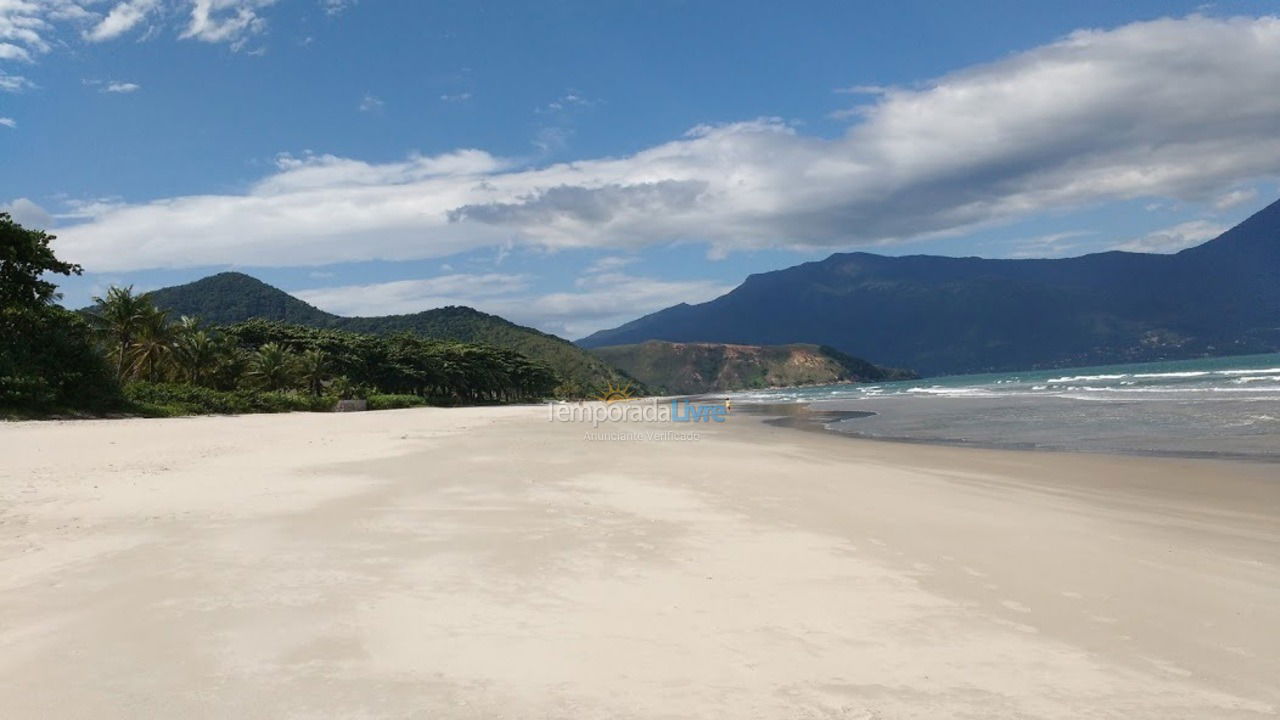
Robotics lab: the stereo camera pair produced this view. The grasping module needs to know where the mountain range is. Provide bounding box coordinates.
[591,341,914,395]
[141,272,631,394]
[580,198,1280,375]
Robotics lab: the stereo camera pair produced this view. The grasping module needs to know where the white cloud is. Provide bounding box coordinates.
[584,255,637,274]
[1111,219,1226,253]
[2,197,54,228]
[518,271,733,338]
[440,91,471,102]
[358,92,383,112]
[85,0,158,42]
[537,90,595,114]
[0,116,14,128]
[50,15,1280,273]
[0,0,53,66]
[0,0,276,82]
[1007,230,1095,259]
[181,0,274,50]
[0,71,31,91]
[834,85,888,95]
[1213,187,1258,210]
[296,273,530,317]
[103,80,140,93]
[319,0,355,16]
[0,41,31,61]
[294,270,733,337]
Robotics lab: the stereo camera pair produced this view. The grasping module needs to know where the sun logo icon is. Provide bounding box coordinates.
[597,381,634,403]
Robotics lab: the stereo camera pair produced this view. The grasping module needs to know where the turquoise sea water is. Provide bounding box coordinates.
[730,353,1280,459]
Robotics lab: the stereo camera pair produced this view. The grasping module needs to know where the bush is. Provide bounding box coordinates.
[1,306,122,415]
[366,393,432,410]
[123,382,333,416]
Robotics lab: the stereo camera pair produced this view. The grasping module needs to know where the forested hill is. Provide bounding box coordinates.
[138,272,630,394]
[591,340,915,395]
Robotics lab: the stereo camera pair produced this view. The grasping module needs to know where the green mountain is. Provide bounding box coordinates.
[142,272,631,395]
[591,340,915,395]
[580,198,1280,376]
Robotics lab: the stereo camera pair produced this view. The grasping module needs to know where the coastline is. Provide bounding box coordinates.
[1,405,1277,717]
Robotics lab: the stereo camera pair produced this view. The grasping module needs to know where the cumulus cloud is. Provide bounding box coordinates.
[0,116,14,128]
[103,80,140,93]
[1111,219,1227,253]
[51,15,1280,272]
[358,92,383,112]
[294,270,733,337]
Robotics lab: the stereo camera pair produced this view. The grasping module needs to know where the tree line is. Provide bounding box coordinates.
[1,213,560,416]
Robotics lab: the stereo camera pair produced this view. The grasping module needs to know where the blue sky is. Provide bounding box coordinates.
[4,1,1280,337]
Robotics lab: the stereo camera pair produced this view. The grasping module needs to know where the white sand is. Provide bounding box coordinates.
[1,405,1277,718]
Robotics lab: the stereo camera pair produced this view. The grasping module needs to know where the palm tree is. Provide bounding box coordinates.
[296,348,329,396]
[247,342,297,391]
[174,329,219,386]
[90,285,150,379]
[211,337,251,391]
[128,305,175,382]
[176,315,201,335]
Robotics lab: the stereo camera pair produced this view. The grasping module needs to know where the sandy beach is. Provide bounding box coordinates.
[1,404,1277,719]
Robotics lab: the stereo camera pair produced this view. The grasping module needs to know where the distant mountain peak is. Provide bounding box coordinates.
[580,196,1280,374]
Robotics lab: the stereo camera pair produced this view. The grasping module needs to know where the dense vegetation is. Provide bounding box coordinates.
[580,197,1280,375]
[1,216,561,418]
[145,271,634,396]
[1,213,121,415]
[592,340,915,394]
[220,319,560,403]
[89,290,559,416]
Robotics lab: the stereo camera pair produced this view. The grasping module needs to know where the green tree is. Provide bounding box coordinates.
[210,336,251,391]
[0,214,120,413]
[0,212,80,308]
[296,348,329,396]
[129,304,176,382]
[174,325,220,386]
[90,286,152,380]
[248,342,297,391]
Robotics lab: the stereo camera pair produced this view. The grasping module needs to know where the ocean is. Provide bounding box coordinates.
[730,352,1280,460]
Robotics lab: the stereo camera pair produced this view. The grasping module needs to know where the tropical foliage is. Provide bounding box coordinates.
[144,271,634,395]
[81,296,560,413]
[1,215,563,417]
[1,213,121,415]
[220,319,560,403]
